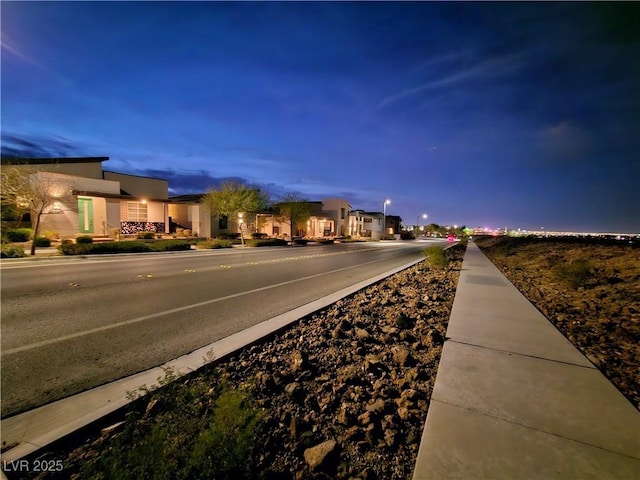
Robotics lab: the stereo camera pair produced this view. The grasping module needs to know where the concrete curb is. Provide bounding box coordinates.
[1,255,426,464]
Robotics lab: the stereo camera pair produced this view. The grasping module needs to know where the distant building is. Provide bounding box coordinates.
[385,215,403,235]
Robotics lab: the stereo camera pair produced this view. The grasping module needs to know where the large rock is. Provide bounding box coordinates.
[303,439,338,470]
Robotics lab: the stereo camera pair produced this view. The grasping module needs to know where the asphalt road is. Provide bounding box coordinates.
[1,239,445,417]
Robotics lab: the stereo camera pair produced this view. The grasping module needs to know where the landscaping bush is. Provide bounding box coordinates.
[400,231,415,240]
[1,245,26,258]
[137,231,156,239]
[75,235,94,244]
[217,232,241,240]
[315,238,335,245]
[147,240,192,252]
[197,239,233,249]
[251,232,268,239]
[5,228,33,242]
[59,240,191,255]
[34,237,52,247]
[292,238,309,245]
[246,238,287,247]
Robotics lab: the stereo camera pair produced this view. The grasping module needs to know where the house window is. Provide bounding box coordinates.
[127,202,148,222]
[218,215,228,230]
[340,208,345,219]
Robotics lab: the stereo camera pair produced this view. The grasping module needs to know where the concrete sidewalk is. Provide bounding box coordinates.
[413,242,640,479]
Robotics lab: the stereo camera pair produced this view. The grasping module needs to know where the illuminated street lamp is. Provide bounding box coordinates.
[417,213,428,233]
[238,212,245,247]
[383,199,391,239]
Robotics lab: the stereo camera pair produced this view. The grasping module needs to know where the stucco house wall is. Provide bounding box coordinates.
[103,171,168,199]
[321,198,351,236]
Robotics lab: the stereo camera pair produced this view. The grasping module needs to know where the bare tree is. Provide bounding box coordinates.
[274,192,312,238]
[1,167,74,255]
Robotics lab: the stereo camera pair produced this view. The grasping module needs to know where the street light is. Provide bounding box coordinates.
[417,213,427,233]
[238,212,245,247]
[383,199,391,239]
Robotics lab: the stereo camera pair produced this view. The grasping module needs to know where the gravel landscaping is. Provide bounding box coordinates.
[21,244,464,480]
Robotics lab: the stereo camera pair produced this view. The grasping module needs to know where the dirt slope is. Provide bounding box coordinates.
[476,236,639,409]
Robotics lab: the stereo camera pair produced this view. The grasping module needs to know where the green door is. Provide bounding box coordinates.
[78,198,94,233]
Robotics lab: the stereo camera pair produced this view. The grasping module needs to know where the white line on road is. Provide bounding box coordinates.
[2,255,411,356]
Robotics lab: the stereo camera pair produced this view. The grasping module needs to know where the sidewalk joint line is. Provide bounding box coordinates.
[430,399,640,461]
[445,339,596,369]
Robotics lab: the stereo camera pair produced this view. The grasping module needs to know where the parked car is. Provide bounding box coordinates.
[447,234,457,242]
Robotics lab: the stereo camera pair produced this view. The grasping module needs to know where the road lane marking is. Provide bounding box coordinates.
[2,254,418,356]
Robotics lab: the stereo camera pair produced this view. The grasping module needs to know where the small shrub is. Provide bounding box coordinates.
[34,237,51,247]
[217,232,241,240]
[147,240,191,252]
[5,228,33,242]
[187,387,262,479]
[424,246,448,269]
[59,240,191,255]
[553,259,593,288]
[198,239,233,249]
[1,245,26,258]
[292,238,309,245]
[137,231,155,239]
[246,238,287,247]
[76,235,94,244]
[251,232,268,239]
[315,238,335,245]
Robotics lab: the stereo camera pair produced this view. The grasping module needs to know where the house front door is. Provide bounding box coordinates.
[78,197,94,233]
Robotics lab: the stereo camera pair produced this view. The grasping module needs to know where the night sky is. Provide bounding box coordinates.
[2,2,638,233]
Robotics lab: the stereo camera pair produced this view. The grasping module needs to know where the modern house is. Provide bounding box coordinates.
[169,195,353,240]
[257,201,334,238]
[1,157,170,239]
[349,209,385,240]
[2,156,401,243]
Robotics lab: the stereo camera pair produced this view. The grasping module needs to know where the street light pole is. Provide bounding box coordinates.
[383,199,390,239]
[238,212,245,247]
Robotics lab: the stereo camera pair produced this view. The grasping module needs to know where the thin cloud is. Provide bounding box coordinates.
[378,52,525,108]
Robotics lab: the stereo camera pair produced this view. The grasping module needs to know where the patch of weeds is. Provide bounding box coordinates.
[187,387,263,479]
[202,348,216,364]
[423,246,448,269]
[81,377,261,480]
[553,259,594,288]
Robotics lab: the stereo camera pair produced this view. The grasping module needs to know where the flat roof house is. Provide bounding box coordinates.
[1,157,170,239]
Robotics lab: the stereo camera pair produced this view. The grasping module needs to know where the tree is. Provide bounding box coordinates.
[202,182,270,245]
[1,167,74,255]
[274,192,312,238]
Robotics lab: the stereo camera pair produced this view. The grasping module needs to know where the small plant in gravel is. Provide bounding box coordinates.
[78,376,261,480]
[423,246,448,269]
[553,259,594,288]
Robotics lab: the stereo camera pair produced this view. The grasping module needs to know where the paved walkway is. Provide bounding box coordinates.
[413,242,640,479]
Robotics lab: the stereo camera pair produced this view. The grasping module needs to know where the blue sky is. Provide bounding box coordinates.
[2,1,638,232]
